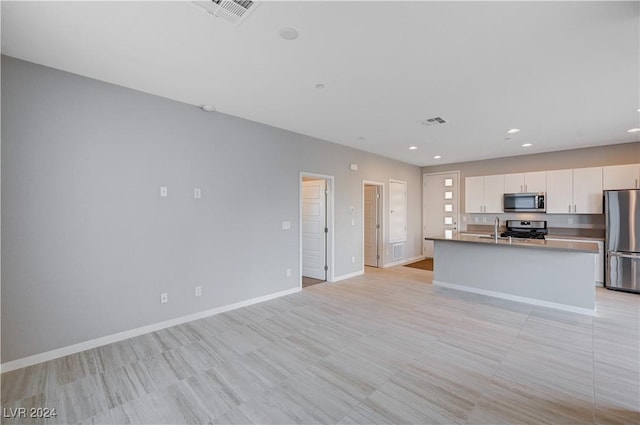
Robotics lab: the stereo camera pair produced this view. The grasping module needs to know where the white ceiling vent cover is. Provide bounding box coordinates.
[193,0,260,25]
[418,117,447,127]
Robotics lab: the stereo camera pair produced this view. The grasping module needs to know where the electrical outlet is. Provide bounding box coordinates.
[195,286,202,297]
[568,218,573,225]
[351,256,356,263]
[160,187,168,197]
[286,268,291,277]
[194,188,202,199]
[160,292,168,304]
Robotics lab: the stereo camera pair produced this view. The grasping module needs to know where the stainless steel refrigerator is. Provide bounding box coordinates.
[605,189,640,293]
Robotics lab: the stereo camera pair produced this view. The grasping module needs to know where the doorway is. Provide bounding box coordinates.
[363,181,384,268]
[300,173,334,288]
[423,171,460,259]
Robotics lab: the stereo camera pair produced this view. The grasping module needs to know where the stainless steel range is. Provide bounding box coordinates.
[501,220,548,240]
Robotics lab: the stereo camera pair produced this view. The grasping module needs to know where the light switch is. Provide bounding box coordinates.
[351,219,355,226]
[350,163,358,171]
[282,221,291,230]
[160,187,168,197]
[194,188,202,199]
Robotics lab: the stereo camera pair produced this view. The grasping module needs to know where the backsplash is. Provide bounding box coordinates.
[461,212,604,232]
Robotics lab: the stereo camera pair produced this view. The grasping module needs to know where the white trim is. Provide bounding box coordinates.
[299,172,335,289]
[433,280,597,317]
[382,255,426,269]
[331,270,364,282]
[0,287,300,373]
[362,180,385,271]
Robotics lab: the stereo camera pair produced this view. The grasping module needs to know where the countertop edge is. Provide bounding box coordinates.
[425,236,599,254]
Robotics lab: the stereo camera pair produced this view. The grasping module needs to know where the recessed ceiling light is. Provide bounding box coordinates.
[637,108,640,112]
[522,143,533,147]
[507,128,521,134]
[627,128,640,133]
[409,146,418,150]
[433,155,442,159]
[201,105,216,112]
[315,83,325,90]
[279,27,299,41]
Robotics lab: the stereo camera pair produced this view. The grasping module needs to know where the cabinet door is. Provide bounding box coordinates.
[483,174,505,213]
[546,169,573,214]
[524,171,547,193]
[603,164,640,190]
[465,176,485,213]
[504,173,525,193]
[573,167,603,214]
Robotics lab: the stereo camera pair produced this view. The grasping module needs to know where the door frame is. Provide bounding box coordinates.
[299,172,335,288]
[423,170,461,255]
[362,180,385,269]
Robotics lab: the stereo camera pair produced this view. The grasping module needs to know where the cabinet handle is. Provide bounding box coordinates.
[525,184,528,192]
[568,204,571,213]
[574,204,576,213]
[636,178,638,188]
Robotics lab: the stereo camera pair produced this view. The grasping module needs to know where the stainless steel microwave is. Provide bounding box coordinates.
[503,193,546,212]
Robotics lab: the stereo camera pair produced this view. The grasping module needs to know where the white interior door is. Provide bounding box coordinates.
[389,180,407,243]
[423,172,459,257]
[302,179,327,280]
[364,185,380,267]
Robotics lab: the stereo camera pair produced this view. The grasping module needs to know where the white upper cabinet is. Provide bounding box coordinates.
[546,169,574,214]
[484,175,505,213]
[465,176,485,213]
[524,171,547,193]
[603,164,640,190]
[573,167,603,214]
[465,175,504,213]
[504,171,546,193]
[547,167,603,214]
[504,173,525,194]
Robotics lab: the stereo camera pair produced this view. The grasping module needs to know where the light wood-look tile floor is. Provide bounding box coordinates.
[2,266,639,424]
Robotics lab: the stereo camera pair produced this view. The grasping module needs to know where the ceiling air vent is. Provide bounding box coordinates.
[418,117,447,127]
[193,0,259,25]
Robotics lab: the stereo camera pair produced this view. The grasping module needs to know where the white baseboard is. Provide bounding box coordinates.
[433,280,596,317]
[0,287,300,373]
[331,270,364,282]
[383,255,426,269]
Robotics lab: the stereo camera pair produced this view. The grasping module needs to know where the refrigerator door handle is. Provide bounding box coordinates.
[609,251,640,259]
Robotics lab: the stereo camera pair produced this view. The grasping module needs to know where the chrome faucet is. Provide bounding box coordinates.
[494,217,500,242]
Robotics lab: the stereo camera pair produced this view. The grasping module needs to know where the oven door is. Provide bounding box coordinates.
[504,193,545,212]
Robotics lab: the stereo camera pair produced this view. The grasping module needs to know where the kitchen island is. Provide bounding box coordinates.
[425,234,599,315]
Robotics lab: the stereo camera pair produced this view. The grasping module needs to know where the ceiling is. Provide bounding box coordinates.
[2,1,639,166]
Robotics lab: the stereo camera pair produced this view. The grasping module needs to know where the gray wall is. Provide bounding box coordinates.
[422,142,640,230]
[1,56,422,363]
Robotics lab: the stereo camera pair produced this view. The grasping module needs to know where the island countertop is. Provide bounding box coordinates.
[425,234,599,254]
